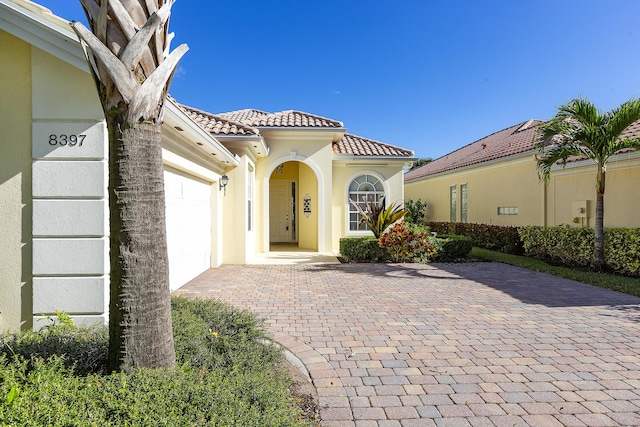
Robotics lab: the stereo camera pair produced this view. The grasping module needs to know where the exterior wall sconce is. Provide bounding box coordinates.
[219,174,229,195]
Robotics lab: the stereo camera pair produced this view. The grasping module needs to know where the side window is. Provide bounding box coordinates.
[247,166,254,231]
[450,185,457,222]
[348,174,384,231]
[460,183,468,223]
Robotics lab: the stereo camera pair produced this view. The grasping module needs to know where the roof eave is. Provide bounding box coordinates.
[0,0,88,71]
[256,126,347,142]
[213,134,270,158]
[165,99,239,167]
[333,154,417,165]
[405,150,535,182]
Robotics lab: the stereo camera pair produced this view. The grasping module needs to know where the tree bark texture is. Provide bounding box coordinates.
[592,167,606,271]
[71,0,187,371]
[107,117,175,371]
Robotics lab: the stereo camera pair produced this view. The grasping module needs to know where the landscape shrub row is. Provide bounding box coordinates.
[519,226,640,276]
[428,222,523,254]
[339,224,472,263]
[0,297,311,426]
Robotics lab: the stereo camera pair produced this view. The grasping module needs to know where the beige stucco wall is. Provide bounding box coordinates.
[406,153,640,229]
[547,154,640,228]
[298,163,318,250]
[0,30,32,331]
[404,155,544,226]
[222,155,255,264]
[332,162,406,252]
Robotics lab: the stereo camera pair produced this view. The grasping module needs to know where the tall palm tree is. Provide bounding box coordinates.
[70,0,188,371]
[536,97,640,271]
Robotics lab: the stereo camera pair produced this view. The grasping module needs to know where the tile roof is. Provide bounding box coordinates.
[178,104,259,136]
[176,103,413,158]
[219,109,344,128]
[334,134,414,157]
[405,119,544,181]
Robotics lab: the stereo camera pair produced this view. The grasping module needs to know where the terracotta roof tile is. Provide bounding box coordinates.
[405,120,544,181]
[176,103,413,158]
[334,134,414,157]
[219,109,344,128]
[178,104,259,136]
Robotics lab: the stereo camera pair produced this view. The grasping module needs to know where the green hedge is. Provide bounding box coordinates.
[339,236,390,262]
[429,235,473,261]
[519,226,640,276]
[428,222,523,254]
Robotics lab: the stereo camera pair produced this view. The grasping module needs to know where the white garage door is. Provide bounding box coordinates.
[164,168,212,291]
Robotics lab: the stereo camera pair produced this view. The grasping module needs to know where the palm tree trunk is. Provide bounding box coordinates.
[107,117,175,371]
[592,167,606,271]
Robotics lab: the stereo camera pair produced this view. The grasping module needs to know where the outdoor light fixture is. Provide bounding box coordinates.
[219,174,229,195]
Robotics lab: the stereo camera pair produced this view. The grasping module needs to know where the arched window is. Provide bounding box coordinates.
[348,174,384,232]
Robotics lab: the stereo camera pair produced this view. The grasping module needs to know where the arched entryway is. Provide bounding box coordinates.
[265,158,320,252]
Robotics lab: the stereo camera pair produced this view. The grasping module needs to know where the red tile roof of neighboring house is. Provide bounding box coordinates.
[177,103,413,158]
[405,119,544,181]
[335,134,414,157]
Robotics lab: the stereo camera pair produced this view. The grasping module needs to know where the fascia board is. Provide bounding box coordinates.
[405,150,535,183]
[0,1,88,71]
[256,127,347,142]
[333,154,417,163]
[214,134,270,158]
[165,100,239,167]
[550,149,640,172]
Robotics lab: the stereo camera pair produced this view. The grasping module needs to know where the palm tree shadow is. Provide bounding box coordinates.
[305,261,640,322]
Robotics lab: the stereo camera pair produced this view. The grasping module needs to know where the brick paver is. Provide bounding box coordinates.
[176,262,640,426]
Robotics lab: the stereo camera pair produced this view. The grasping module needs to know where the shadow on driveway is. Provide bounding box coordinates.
[305,261,640,313]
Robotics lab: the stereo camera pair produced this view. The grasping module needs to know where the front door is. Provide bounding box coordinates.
[270,180,296,243]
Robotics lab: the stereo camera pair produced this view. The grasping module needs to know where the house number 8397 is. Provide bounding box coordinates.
[49,134,86,147]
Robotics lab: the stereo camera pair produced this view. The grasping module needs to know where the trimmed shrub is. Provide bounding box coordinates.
[429,222,523,254]
[430,235,473,261]
[519,226,640,276]
[339,236,390,262]
[605,228,640,276]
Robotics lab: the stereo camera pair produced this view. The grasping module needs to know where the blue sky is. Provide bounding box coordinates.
[36,1,640,159]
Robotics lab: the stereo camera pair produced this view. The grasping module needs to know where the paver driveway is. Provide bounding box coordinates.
[175,262,640,427]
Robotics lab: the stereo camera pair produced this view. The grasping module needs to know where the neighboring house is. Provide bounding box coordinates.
[0,0,414,331]
[404,119,640,228]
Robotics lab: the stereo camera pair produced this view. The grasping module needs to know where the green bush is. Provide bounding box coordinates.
[429,222,523,254]
[0,319,108,376]
[378,223,435,262]
[519,226,640,276]
[404,199,427,225]
[0,298,311,427]
[430,235,473,261]
[605,228,640,276]
[339,236,390,262]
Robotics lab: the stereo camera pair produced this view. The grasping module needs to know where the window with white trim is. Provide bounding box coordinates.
[460,183,468,223]
[450,185,457,222]
[348,174,384,232]
[247,167,254,231]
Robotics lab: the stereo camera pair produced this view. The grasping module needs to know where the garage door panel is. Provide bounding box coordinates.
[164,169,212,291]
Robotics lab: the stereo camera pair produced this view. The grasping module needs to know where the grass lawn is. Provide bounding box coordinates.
[471,247,640,297]
[0,297,317,426]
